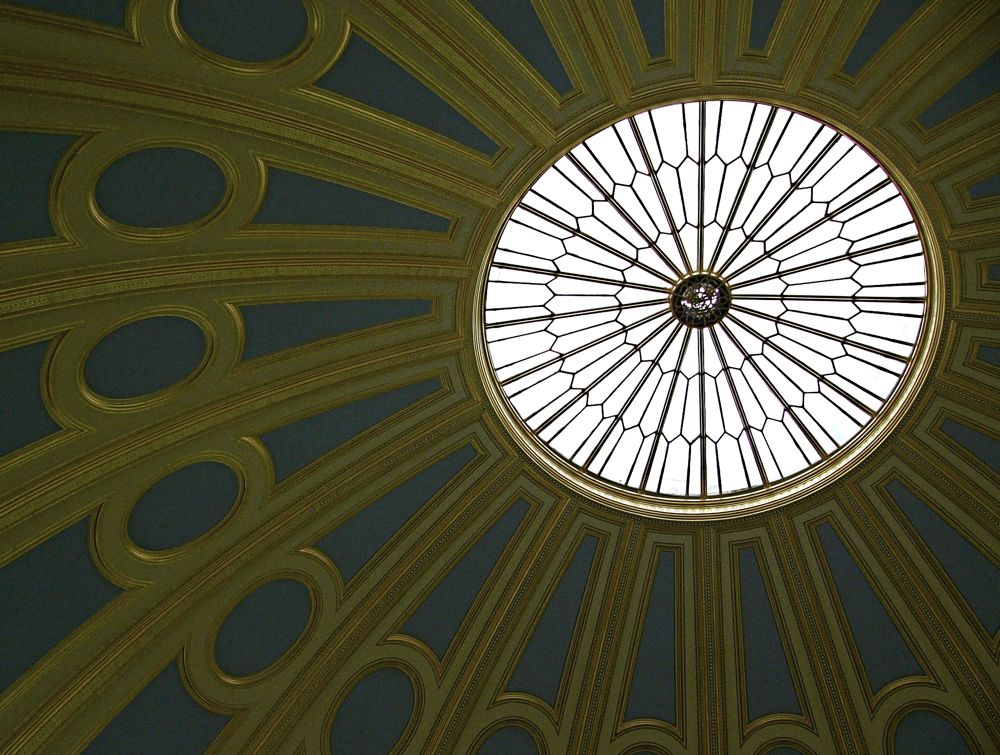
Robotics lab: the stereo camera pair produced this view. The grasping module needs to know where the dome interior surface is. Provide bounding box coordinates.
[0,1,998,753]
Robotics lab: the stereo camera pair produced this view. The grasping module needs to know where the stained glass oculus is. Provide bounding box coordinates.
[480,100,931,505]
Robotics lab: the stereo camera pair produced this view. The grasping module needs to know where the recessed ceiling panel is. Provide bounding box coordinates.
[128,461,239,552]
[0,518,120,691]
[85,660,228,754]
[0,131,77,243]
[329,667,415,753]
[0,339,60,458]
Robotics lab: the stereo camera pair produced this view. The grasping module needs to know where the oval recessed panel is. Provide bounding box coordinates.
[178,0,309,63]
[893,709,972,754]
[478,726,539,755]
[330,667,414,754]
[215,578,312,678]
[129,461,239,551]
[84,315,206,400]
[95,147,225,228]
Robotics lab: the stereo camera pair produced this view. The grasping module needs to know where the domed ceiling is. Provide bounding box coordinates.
[0,1,998,753]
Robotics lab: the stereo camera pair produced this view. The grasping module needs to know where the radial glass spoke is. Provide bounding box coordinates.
[481,100,929,500]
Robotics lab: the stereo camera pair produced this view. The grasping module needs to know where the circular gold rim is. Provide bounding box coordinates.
[472,96,945,520]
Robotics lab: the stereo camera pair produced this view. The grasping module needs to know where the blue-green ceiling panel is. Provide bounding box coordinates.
[329,667,414,754]
[95,147,226,228]
[467,0,572,94]
[918,53,999,129]
[941,419,1000,474]
[0,131,77,243]
[313,444,477,583]
[625,547,677,724]
[749,0,782,50]
[214,578,312,678]
[893,709,973,755]
[129,461,239,551]
[841,0,924,76]
[887,480,1000,633]
[260,378,440,483]
[402,499,528,659]
[85,659,228,754]
[177,0,308,63]
[968,173,1000,200]
[977,344,1000,368]
[738,546,801,720]
[316,33,497,155]
[816,523,923,694]
[507,535,597,707]
[254,166,450,231]
[4,0,127,28]
[0,339,60,458]
[1,518,120,692]
[84,315,206,399]
[478,725,539,754]
[630,0,666,58]
[239,299,431,361]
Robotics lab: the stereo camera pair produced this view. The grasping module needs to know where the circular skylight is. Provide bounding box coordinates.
[479,100,932,512]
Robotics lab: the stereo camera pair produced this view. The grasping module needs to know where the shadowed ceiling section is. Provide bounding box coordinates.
[969,173,1000,200]
[893,708,974,755]
[478,725,540,754]
[841,0,924,76]
[748,0,781,50]
[918,53,999,129]
[978,344,1000,368]
[629,0,666,58]
[940,419,1000,474]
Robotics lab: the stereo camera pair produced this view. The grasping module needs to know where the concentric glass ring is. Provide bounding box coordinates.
[479,100,931,505]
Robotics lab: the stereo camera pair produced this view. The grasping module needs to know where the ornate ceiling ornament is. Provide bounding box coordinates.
[477,100,943,518]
